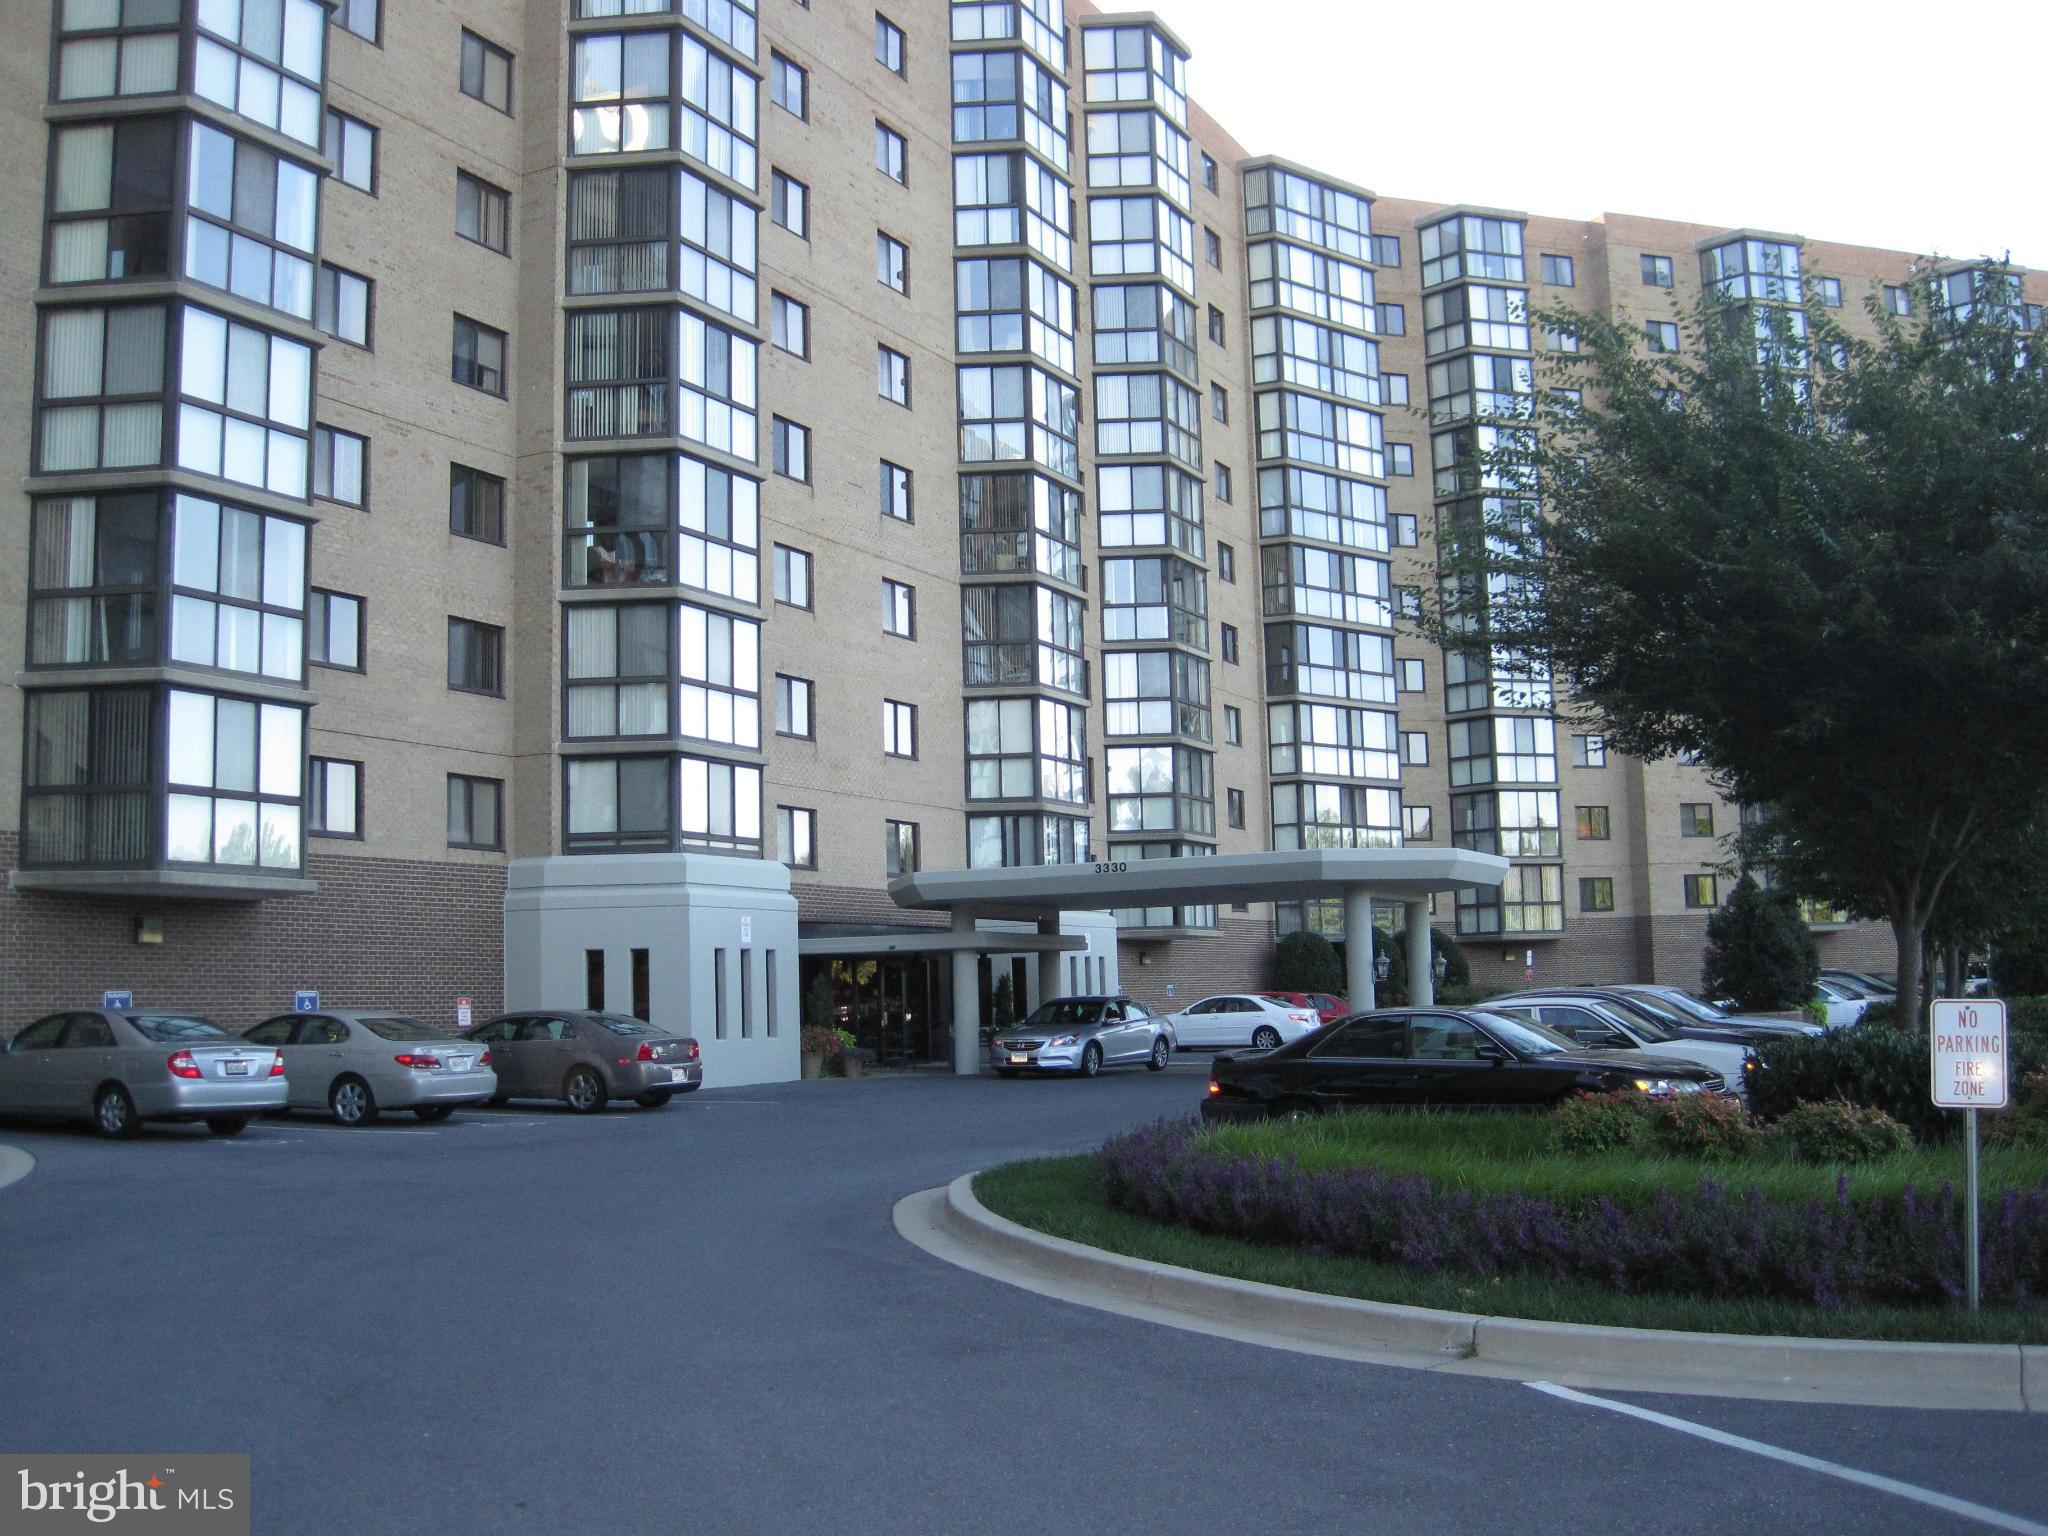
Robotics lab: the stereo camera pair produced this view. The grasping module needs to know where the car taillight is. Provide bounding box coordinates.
[394,1053,440,1069]
[479,1050,492,1067]
[269,1051,285,1077]
[687,1041,700,1061]
[1206,1078,1220,1097]
[166,1049,203,1079]
[1290,1012,1314,1024]
[636,1043,657,1061]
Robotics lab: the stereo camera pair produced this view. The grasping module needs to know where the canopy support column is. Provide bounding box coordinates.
[950,912,980,1076]
[1035,916,1063,1012]
[1405,900,1434,1008]
[1343,886,1377,1014]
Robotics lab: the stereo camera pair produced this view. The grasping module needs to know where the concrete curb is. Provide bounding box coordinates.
[914,1172,2040,1412]
[0,1145,35,1194]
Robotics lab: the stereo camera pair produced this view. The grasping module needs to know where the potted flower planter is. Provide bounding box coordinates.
[800,1053,825,1080]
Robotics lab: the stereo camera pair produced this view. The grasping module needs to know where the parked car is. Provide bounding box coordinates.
[0,1010,285,1138]
[1811,977,1872,1027]
[466,1010,701,1110]
[1485,994,1754,1100]
[244,1011,496,1125]
[990,996,1172,1077]
[1819,969,1895,1001]
[1259,990,1349,1025]
[1168,993,1323,1050]
[1593,984,1826,1042]
[1201,1007,1726,1122]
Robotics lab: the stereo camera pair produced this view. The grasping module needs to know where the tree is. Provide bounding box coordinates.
[1430,264,2048,1022]
[1272,930,1343,994]
[1701,875,1819,1009]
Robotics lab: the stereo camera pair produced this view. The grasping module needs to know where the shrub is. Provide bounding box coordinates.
[1802,998,1831,1029]
[1859,1000,1899,1028]
[1273,930,1344,994]
[1550,1091,1650,1153]
[1750,1020,2048,1144]
[1778,1101,1914,1165]
[1647,1092,1766,1159]
[1701,876,1820,1010]
[1985,1072,2048,1150]
[1993,945,2048,998]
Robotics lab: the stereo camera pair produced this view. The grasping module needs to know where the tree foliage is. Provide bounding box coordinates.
[1701,875,1819,1009]
[1428,265,2048,1020]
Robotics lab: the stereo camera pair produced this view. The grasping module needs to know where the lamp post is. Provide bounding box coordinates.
[1433,951,1448,985]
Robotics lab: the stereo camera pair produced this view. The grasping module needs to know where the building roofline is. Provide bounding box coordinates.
[1236,154,1375,204]
[1416,202,1532,227]
[1693,227,1807,253]
[1076,11,1196,59]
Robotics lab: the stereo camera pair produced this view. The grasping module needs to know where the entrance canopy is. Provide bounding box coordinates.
[887,848,1510,1075]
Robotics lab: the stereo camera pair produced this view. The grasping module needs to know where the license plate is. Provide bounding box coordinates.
[669,1066,693,1083]
[1009,1054,1030,1065]
[449,1055,473,1071]
[222,1060,250,1076]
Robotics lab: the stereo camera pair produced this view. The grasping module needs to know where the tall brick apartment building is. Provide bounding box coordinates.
[5,0,2004,1079]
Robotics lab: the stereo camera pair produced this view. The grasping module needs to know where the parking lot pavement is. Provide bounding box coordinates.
[3,1071,2043,1536]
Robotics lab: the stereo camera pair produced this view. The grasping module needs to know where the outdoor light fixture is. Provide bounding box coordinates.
[135,916,164,945]
[1374,951,1391,981]
[1433,952,1448,983]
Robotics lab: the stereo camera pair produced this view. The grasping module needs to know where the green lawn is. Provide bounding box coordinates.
[1198,1110,2048,1209]
[973,1154,2048,1344]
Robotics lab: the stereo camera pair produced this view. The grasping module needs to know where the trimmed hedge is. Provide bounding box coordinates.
[1097,1120,2048,1310]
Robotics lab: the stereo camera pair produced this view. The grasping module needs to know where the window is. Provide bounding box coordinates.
[447,616,504,695]
[772,417,810,481]
[161,688,304,869]
[876,231,909,293]
[1207,305,1226,345]
[1580,876,1614,913]
[883,698,917,757]
[1371,234,1401,268]
[460,30,513,113]
[1388,444,1414,476]
[456,171,509,254]
[1641,253,1673,287]
[1212,462,1232,502]
[877,345,910,405]
[1382,372,1410,406]
[1548,327,1580,354]
[1576,805,1610,840]
[875,13,905,73]
[333,0,377,41]
[323,109,376,193]
[1220,623,1239,664]
[1397,657,1425,692]
[565,602,673,739]
[1883,284,1912,316]
[778,805,816,868]
[1571,733,1606,767]
[316,263,372,346]
[1388,513,1418,548]
[875,121,908,184]
[773,544,811,607]
[880,460,912,521]
[1680,802,1714,837]
[1817,276,1843,308]
[1540,253,1574,286]
[1684,873,1718,908]
[1204,227,1222,268]
[771,170,808,237]
[771,292,808,357]
[308,589,362,670]
[1200,151,1218,192]
[1395,586,1421,620]
[1217,542,1235,583]
[309,758,360,837]
[313,426,366,506]
[448,774,503,849]
[885,818,918,876]
[1226,787,1246,829]
[1224,704,1241,745]
[1403,804,1434,841]
[1375,302,1406,336]
[775,674,812,737]
[770,52,806,118]
[882,578,915,637]
[40,117,172,289]
[1210,383,1228,423]
[1400,731,1429,766]
[1645,321,1679,354]
[452,315,506,396]
[450,464,505,544]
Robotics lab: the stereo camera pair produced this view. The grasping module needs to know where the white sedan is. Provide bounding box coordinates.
[1490,995,1754,1099]
[1812,978,1873,1027]
[1164,993,1323,1051]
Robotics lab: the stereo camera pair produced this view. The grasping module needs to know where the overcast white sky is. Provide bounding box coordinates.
[1157,0,2044,268]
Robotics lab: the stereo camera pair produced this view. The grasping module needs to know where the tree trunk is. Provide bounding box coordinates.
[1892,914,1924,1034]
[1946,943,1967,998]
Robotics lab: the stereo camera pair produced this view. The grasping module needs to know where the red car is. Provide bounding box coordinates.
[1260,990,1348,1025]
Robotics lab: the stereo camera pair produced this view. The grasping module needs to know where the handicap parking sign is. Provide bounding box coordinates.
[101,990,133,1010]
[293,990,320,1012]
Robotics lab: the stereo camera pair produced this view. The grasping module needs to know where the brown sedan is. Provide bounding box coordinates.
[466,1010,701,1111]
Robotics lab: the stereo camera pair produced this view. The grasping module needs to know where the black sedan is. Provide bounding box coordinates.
[1199,1007,1726,1122]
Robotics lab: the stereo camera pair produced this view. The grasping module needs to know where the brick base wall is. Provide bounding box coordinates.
[0,833,506,1037]
[1118,916,1276,1014]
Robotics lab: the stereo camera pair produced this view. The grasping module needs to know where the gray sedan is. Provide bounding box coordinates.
[244,1011,497,1125]
[466,1011,702,1111]
[0,1010,286,1138]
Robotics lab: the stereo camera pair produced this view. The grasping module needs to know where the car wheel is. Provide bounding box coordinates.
[205,1116,249,1137]
[1147,1037,1170,1071]
[414,1105,456,1123]
[1077,1042,1103,1079]
[996,1068,1020,1079]
[328,1076,377,1126]
[564,1067,607,1114]
[635,1091,672,1109]
[1271,1099,1316,1124]
[488,1091,511,1106]
[93,1085,139,1140]
[1251,1025,1282,1051]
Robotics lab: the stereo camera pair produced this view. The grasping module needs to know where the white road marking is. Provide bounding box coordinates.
[1527,1382,2048,1536]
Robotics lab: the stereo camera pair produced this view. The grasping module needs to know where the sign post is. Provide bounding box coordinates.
[1931,998,2009,1311]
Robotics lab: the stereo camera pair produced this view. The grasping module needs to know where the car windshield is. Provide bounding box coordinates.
[1470,1012,1574,1056]
[357,1016,453,1041]
[591,1013,661,1036]
[122,1015,229,1041]
[1589,1004,1676,1044]
[1613,990,1709,1029]
[1022,1000,1105,1028]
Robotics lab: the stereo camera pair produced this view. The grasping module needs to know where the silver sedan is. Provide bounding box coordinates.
[991,996,1174,1077]
[0,1010,286,1138]
[244,1011,496,1125]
